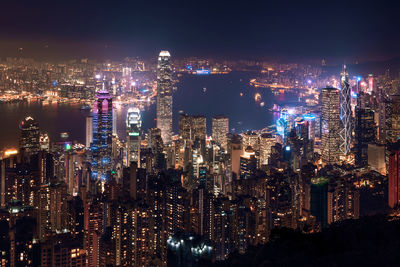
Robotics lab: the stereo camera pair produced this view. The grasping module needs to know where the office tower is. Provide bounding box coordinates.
[377,89,388,144]
[178,113,192,141]
[191,115,207,142]
[259,133,275,167]
[148,128,165,171]
[303,114,317,142]
[126,108,141,166]
[91,90,113,180]
[112,108,117,136]
[157,50,173,144]
[386,95,400,144]
[86,116,93,148]
[355,108,375,166]
[39,133,50,152]
[178,114,207,142]
[227,133,242,180]
[389,141,400,208]
[321,88,341,165]
[310,177,329,228]
[368,144,386,174]
[367,74,375,94]
[242,131,259,153]
[340,65,352,155]
[212,116,229,150]
[19,116,40,156]
[122,67,132,78]
[239,146,257,179]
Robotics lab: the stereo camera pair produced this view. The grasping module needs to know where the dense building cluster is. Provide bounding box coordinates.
[1,52,400,267]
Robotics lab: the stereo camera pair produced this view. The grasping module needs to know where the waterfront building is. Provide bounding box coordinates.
[212,116,229,150]
[321,88,341,165]
[86,116,93,148]
[126,107,141,166]
[19,116,40,157]
[157,50,173,144]
[91,90,113,180]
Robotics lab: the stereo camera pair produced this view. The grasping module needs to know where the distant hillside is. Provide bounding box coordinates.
[218,215,400,267]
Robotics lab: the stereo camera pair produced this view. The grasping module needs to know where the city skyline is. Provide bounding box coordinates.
[1,1,400,266]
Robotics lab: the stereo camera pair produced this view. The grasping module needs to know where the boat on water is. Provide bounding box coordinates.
[80,103,91,110]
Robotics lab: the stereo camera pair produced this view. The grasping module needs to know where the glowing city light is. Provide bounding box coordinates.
[4,149,18,156]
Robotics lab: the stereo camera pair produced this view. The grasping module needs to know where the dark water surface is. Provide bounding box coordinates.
[0,72,296,150]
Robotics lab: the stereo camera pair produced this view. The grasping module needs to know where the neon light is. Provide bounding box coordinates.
[195,69,211,75]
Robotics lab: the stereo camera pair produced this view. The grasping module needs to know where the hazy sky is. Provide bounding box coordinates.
[0,0,398,61]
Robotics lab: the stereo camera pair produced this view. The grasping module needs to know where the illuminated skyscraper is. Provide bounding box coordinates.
[259,133,275,167]
[355,108,375,166]
[321,88,341,165]
[91,90,113,180]
[19,116,40,156]
[340,65,352,155]
[157,50,173,144]
[126,107,141,166]
[191,115,206,142]
[242,131,259,153]
[178,114,206,142]
[86,116,93,148]
[386,95,400,144]
[240,146,257,179]
[178,113,191,141]
[39,133,50,152]
[212,116,229,150]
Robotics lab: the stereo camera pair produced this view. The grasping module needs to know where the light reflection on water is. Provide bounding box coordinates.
[0,72,298,149]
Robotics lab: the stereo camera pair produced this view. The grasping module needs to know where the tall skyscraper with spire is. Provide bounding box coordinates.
[340,65,352,155]
[91,88,113,180]
[156,50,173,144]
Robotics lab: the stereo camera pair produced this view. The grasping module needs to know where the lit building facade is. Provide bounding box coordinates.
[91,90,113,180]
[157,50,173,144]
[86,116,93,148]
[126,108,141,166]
[321,88,341,165]
[259,133,275,167]
[355,108,375,166]
[339,65,352,155]
[212,116,229,150]
[19,116,40,156]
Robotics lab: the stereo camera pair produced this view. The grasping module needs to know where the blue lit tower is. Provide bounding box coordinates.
[340,65,352,155]
[157,51,173,144]
[91,89,113,180]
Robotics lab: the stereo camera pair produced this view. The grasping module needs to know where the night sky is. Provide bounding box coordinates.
[0,0,398,61]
